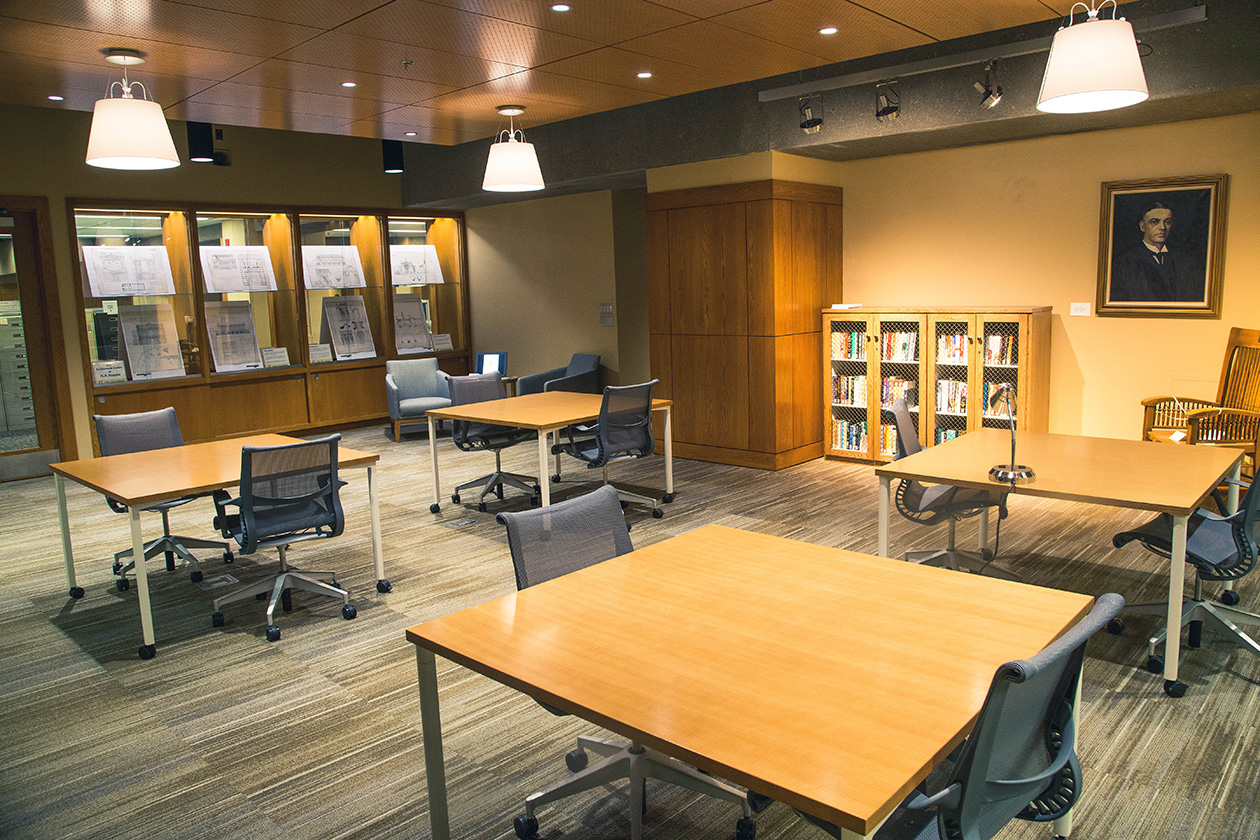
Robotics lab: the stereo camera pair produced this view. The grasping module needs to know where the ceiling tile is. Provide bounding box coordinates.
[229,59,455,104]
[275,31,526,88]
[185,81,406,125]
[618,20,834,82]
[854,0,1067,41]
[712,0,930,64]
[0,51,219,113]
[420,0,698,43]
[540,46,735,97]
[643,0,772,17]
[345,118,471,145]
[159,0,389,30]
[163,100,351,134]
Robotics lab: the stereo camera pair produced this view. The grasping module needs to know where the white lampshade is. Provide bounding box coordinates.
[86,96,180,170]
[1037,17,1148,114]
[482,136,544,192]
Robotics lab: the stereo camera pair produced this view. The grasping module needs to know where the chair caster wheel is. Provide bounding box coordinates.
[1164,679,1187,697]
[69,586,85,599]
[1222,590,1241,606]
[477,502,487,512]
[513,814,539,840]
[138,644,156,660]
[1146,654,1164,674]
[651,507,664,519]
[265,625,282,642]
[342,604,357,620]
[112,560,125,575]
[736,816,757,840]
[255,592,268,601]
[376,579,392,593]
[212,611,225,628]
[451,494,461,504]
[662,493,674,503]
[1106,618,1124,635]
[748,791,774,813]
[116,577,130,592]
[281,588,293,612]
[430,503,441,513]
[533,484,542,494]
[565,748,588,772]
[620,500,629,510]
[190,570,203,583]
[550,474,561,483]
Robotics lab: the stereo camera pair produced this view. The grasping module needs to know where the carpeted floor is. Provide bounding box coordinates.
[1,423,1258,839]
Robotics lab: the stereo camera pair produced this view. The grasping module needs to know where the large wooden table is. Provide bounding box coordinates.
[875,429,1242,695]
[405,524,1094,839]
[51,434,384,660]
[424,390,673,510]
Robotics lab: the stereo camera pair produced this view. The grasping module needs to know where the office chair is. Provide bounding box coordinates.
[796,593,1124,840]
[93,408,231,591]
[517,352,600,395]
[448,372,539,511]
[209,434,356,642]
[890,399,1013,578]
[385,357,452,441]
[1111,476,1260,689]
[552,380,667,518]
[497,485,756,840]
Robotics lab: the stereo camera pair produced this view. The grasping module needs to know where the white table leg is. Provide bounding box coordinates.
[367,464,385,584]
[539,432,552,506]
[1052,662,1085,837]
[878,475,891,558]
[1164,514,1189,688]
[130,506,157,657]
[1224,459,1242,596]
[664,406,673,497]
[416,647,450,840]
[428,415,441,512]
[977,506,989,555]
[56,475,83,598]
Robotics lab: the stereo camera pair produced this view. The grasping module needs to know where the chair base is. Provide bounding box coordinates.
[522,736,752,840]
[113,534,229,579]
[1122,593,1260,660]
[213,564,348,631]
[454,449,538,507]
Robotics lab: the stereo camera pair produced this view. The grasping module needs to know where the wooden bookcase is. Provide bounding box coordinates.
[823,307,1051,463]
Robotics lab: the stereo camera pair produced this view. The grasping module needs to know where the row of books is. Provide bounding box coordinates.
[984,333,1018,365]
[832,374,866,406]
[831,331,866,360]
[880,330,918,362]
[936,379,967,413]
[834,419,868,451]
[936,333,968,364]
[935,428,962,445]
[878,424,901,456]
[881,376,917,407]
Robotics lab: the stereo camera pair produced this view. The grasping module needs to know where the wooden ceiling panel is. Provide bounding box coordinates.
[276,32,525,89]
[229,60,456,105]
[854,0,1067,41]
[352,102,507,138]
[161,0,390,30]
[419,0,698,43]
[419,69,664,119]
[184,82,406,124]
[345,118,471,145]
[541,46,735,98]
[163,100,351,135]
[338,0,600,67]
[713,0,931,64]
[618,20,836,83]
[1,51,220,113]
[645,0,773,17]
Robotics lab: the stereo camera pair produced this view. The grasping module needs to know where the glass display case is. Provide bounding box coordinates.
[385,215,466,355]
[298,215,384,364]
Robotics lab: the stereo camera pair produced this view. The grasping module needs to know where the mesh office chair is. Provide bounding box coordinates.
[796,593,1124,840]
[497,485,756,840]
[448,372,539,511]
[209,434,356,642]
[552,380,667,518]
[93,408,231,591]
[890,399,1012,577]
[1111,476,1260,689]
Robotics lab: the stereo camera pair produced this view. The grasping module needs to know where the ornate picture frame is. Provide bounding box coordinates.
[1096,173,1228,318]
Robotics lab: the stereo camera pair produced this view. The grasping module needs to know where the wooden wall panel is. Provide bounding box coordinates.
[308,364,388,424]
[671,334,747,450]
[745,199,775,337]
[668,204,747,336]
[823,203,844,315]
[647,210,671,336]
[787,202,828,336]
[747,335,786,453]
[791,331,823,448]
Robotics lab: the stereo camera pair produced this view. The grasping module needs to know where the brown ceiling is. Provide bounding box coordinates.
[0,0,1071,145]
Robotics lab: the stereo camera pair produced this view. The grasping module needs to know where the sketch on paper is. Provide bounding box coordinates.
[302,245,367,289]
[200,246,278,293]
[205,300,263,371]
[394,294,433,353]
[320,296,376,359]
[117,304,186,380]
[390,245,445,286]
[82,246,177,297]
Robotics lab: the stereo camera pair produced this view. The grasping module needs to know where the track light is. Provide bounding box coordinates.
[875,81,899,123]
[798,95,822,134]
[382,138,404,174]
[974,61,1003,109]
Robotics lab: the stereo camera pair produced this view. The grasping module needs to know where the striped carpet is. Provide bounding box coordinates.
[1,423,1258,840]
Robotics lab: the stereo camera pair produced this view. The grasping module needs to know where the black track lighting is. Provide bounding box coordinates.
[975,61,1003,109]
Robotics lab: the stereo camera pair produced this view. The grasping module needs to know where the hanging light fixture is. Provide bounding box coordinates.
[482,105,544,192]
[86,48,180,170]
[1037,0,1148,114]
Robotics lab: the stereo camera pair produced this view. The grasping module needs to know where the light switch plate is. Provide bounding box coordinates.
[599,303,614,327]
[1069,302,1090,317]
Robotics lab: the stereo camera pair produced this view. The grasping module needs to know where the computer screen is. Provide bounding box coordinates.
[476,352,506,375]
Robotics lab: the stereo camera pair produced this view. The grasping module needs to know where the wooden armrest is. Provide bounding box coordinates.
[1186,406,1260,420]
[1141,395,1218,409]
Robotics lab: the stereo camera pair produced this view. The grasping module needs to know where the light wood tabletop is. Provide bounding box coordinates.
[406,524,1093,838]
[425,390,671,430]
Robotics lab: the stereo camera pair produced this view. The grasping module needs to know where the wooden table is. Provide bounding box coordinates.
[423,390,673,510]
[51,434,384,660]
[406,524,1094,839]
[875,429,1242,695]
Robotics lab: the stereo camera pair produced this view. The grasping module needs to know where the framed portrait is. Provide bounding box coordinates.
[1096,173,1228,318]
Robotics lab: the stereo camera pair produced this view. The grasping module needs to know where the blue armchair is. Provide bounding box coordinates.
[517,353,601,396]
[386,358,452,441]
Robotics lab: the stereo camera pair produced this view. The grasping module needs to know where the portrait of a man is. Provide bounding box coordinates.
[1109,202,1201,302]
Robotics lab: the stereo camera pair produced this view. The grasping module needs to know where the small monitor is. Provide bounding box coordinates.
[475,352,507,375]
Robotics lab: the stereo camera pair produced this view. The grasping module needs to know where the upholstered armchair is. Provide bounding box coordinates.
[517,353,601,396]
[386,358,452,441]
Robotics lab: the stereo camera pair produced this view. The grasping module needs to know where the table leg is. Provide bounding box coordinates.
[977,507,989,556]
[539,433,552,506]
[56,475,84,599]
[664,406,673,498]
[1227,459,1242,513]
[552,430,562,482]
[1052,662,1085,838]
[130,506,157,659]
[1163,514,1189,692]
[428,415,441,513]
[878,475,891,558]
[367,465,386,585]
[416,647,450,840]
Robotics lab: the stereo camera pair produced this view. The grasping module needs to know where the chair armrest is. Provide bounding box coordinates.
[518,366,566,395]
[385,374,401,420]
[211,489,241,538]
[1142,395,1220,436]
[1186,407,1260,445]
[435,369,451,399]
[1186,406,1260,420]
[1141,395,1218,409]
[543,368,600,394]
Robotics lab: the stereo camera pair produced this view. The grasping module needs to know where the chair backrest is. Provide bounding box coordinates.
[1219,327,1260,412]
[496,484,633,589]
[386,357,447,399]
[94,407,184,456]
[927,593,1124,840]
[474,351,508,375]
[237,434,344,554]
[448,372,509,448]
[1197,477,1260,581]
[890,398,922,458]
[591,380,657,465]
[566,353,600,377]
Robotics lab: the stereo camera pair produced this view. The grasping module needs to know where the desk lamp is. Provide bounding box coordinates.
[988,382,1034,483]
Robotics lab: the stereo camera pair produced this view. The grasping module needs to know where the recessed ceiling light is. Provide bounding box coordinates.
[48,94,64,101]
[551,3,571,11]
[341,81,357,88]
[636,71,652,79]
[404,131,417,137]
[819,26,838,35]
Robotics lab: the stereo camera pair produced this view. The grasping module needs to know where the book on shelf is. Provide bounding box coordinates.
[882,330,918,362]
[985,333,1017,366]
[881,376,917,408]
[880,423,901,456]
[833,419,868,451]
[935,379,968,414]
[831,329,866,360]
[832,374,867,407]
[935,333,968,364]
[935,428,962,445]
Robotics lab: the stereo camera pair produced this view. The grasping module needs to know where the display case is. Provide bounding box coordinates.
[385,215,467,355]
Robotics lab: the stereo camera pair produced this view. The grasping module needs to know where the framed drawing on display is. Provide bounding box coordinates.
[1096,173,1228,318]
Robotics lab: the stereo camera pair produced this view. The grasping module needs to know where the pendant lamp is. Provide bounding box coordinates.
[1037,0,1148,114]
[482,105,544,192]
[86,49,180,170]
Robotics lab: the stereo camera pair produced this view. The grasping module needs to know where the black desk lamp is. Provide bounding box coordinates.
[988,382,1035,483]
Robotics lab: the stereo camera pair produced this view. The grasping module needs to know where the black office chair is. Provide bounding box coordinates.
[93,408,231,591]
[890,399,1013,578]
[796,593,1124,840]
[552,379,667,518]
[209,434,356,642]
[448,372,539,511]
[497,485,756,840]
[1111,476,1260,684]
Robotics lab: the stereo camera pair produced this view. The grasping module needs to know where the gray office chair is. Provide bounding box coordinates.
[890,399,1012,578]
[209,434,356,642]
[517,352,601,396]
[93,408,231,591]
[796,593,1124,840]
[552,380,668,518]
[448,372,539,511]
[385,357,451,441]
[497,485,756,840]
[1111,476,1260,691]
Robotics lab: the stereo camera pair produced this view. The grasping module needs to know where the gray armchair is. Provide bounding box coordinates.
[386,358,451,441]
[517,353,600,396]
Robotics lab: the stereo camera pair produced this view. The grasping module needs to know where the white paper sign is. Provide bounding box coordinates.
[117,303,186,380]
[308,343,333,363]
[199,246,278,293]
[394,294,433,354]
[261,347,291,367]
[390,245,445,286]
[204,300,263,372]
[302,245,366,289]
[431,333,453,351]
[92,359,127,385]
[82,246,177,297]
